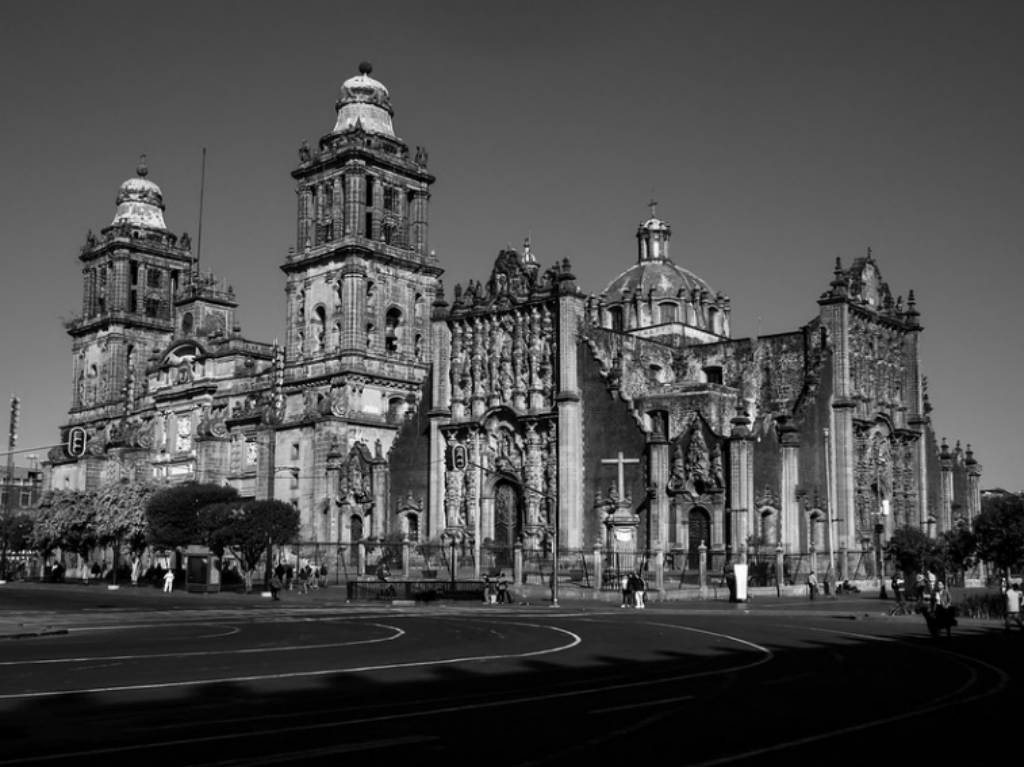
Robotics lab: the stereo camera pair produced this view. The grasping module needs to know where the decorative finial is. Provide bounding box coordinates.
[866,245,873,259]
[137,154,148,178]
[358,61,373,75]
[648,198,658,218]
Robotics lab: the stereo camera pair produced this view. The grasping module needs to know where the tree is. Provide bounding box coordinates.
[935,521,977,586]
[885,525,944,578]
[93,481,159,584]
[33,489,97,573]
[973,495,1024,578]
[222,500,300,593]
[0,512,34,578]
[146,483,239,551]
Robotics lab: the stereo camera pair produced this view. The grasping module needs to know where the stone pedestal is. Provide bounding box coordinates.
[604,501,640,553]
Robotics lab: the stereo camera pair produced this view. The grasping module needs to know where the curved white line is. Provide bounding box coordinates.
[195,625,241,639]
[0,622,580,701]
[0,623,405,667]
[686,623,1010,766]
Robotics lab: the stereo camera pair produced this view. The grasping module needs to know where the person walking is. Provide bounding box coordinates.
[633,570,647,609]
[891,570,907,612]
[162,568,175,593]
[269,572,283,601]
[807,570,818,600]
[933,581,956,637]
[1005,583,1023,632]
[620,572,632,608]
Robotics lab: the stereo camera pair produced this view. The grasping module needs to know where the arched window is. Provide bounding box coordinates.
[414,334,424,361]
[387,396,405,423]
[659,302,678,324]
[385,308,401,352]
[181,312,194,335]
[349,514,363,543]
[414,293,425,321]
[144,297,160,318]
[314,305,327,351]
[406,513,420,542]
[608,306,624,332]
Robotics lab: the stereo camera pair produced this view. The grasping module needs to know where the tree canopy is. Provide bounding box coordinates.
[93,480,159,555]
[974,494,1024,576]
[33,488,97,558]
[146,483,239,549]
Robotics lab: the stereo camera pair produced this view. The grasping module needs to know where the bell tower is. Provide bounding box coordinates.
[282,62,441,376]
[66,157,194,422]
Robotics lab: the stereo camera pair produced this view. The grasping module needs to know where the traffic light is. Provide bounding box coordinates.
[67,426,88,458]
[8,395,18,446]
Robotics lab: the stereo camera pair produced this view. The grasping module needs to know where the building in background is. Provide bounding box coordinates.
[47,64,981,580]
[1,458,45,513]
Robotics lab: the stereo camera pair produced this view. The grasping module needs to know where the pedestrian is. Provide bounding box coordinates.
[269,572,283,601]
[620,571,632,608]
[807,570,818,600]
[130,556,141,587]
[891,570,907,610]
[319,563,328,588]
[497,572,511,604]
[633,570,647,609]
[162,569,175,593]
[933,581,956,637]
[1005,583,1023,632]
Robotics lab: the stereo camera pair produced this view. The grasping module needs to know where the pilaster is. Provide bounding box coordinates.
[556,272,583,548]
[778,420,800,553]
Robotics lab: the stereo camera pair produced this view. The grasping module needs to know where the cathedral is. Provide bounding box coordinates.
[49,63,981,581]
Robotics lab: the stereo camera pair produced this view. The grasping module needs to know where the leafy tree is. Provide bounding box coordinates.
[0,512,35,578]
[935,521,977,585]
[221,500,300,593]
[93,481,159,584]
[198,501,245,559]
[146,483,239,551]
[32,490,74,557]
[885,525,944,579]
[974,496,1024,578]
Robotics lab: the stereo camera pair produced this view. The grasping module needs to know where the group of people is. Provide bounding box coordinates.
[620,570,647,608]
[482,571,512,604]
[268,562,329,600]
[889,569,956,636]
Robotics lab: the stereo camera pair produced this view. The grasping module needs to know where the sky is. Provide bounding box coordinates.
[0,0,1021,488]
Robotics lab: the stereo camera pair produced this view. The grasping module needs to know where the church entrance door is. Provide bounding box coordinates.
[688,507,711,570]
[492,481,522,568]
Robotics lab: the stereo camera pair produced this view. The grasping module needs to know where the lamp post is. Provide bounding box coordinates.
[823,427,837,597]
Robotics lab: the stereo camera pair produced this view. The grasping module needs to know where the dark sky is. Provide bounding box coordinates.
[1,1,1021,488]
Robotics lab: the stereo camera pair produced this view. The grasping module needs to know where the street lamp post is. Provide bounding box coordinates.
[823,427,837,597]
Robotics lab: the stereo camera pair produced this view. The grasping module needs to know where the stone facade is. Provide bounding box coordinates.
[49,65,980,567]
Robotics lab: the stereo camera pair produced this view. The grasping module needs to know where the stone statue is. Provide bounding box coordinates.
[414,145,428,165]
[180,232,191,251]
[299,140,312,163]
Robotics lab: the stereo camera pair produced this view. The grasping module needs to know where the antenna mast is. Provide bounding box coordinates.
[195,147,207,275]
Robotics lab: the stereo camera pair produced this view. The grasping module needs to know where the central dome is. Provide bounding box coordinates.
[599,207,731,339]
[333,62,395,137]
[111,156,166,230]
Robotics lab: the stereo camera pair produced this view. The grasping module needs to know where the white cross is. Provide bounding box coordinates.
[601,451,640,500]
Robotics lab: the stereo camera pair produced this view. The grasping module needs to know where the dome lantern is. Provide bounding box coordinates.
[111,154,167,230]
[333,61,395,137]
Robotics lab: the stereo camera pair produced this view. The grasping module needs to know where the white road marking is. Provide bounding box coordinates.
[684,623,1010,766]
[590,694,695,713]
[195,625,241,639]
[0,622,581,701]
[0,623,404,667]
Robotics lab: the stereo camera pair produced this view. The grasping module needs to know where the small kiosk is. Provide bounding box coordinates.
[185,545,221,594]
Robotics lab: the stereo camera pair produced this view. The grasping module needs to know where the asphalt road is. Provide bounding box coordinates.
[0,582,1020,766]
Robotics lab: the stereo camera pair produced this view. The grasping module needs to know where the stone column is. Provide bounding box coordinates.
[779,419,800,553]
[647,434,670,552]
[339,262,366,353]
[592,544,603,591]
[410,190,430,256]
[556,269,584,548]
[728,407,754,556]
[938,439,954,535]
[344,167,365,238]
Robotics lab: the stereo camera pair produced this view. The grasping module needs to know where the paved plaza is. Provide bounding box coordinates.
[0,581,1021,765]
